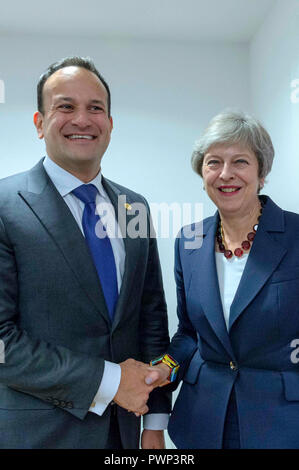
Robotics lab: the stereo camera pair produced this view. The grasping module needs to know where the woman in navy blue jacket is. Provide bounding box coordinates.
[151,110,299,448]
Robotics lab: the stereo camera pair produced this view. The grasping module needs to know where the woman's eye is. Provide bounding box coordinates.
[234,159,248,167]
[206,160,221,168]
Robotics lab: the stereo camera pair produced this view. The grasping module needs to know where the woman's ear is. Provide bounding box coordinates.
[259,177,265,191]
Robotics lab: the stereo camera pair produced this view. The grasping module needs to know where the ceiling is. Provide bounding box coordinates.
[0,0,276,42]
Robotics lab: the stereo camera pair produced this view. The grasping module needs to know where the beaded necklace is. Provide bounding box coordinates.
[216,201,263,259]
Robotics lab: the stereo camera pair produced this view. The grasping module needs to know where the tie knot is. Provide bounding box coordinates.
[72,184,98,204]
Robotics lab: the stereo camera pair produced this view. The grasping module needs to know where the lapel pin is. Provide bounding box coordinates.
[124,203,132,211]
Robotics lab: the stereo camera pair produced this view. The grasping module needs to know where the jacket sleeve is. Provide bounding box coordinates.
[0,215,104,420]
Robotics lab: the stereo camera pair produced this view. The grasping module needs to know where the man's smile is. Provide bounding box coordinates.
[65,134,97,140]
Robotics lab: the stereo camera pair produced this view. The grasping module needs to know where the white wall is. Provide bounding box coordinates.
[250,0,299,213]
[0,34,250,448]
[0,33,250,335]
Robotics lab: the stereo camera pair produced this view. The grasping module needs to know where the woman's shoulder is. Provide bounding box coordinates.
[177,215,215,239]
[263,195,299,226]
[283,208,299,228]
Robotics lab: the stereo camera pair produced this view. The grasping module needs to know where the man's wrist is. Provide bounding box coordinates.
[89,361,121,415]
[143,413,169,430]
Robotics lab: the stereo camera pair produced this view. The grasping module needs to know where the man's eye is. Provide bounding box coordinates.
[90,106,104,112]
[58,104,73,110]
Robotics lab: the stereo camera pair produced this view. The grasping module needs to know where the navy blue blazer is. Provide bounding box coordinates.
[167,196,299,449]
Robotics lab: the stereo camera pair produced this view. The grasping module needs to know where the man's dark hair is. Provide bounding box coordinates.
[37,56,111,116]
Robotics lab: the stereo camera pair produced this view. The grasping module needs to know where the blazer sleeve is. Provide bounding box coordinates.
[0,215,104,420]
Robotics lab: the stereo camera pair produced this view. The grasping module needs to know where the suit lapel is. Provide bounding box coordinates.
[229,197,287,331]
[188,214,235,359]
[102,177,141,329]
[19,160,111,324]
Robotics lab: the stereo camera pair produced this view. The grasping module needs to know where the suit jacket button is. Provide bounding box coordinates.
[229,361,238,371]
[53,399,60,406]
[66,402,73,409]
[60,401,66,408]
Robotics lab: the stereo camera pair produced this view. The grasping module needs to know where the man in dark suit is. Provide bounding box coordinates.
[0,57,170,449]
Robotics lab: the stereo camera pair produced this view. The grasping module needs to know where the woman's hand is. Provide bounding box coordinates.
[145,363,170,387]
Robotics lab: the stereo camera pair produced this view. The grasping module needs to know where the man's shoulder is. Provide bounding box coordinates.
[0,168,29,193]
[103,177,147,203]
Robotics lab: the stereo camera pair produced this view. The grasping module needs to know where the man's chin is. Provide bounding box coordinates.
[48,154,102,171]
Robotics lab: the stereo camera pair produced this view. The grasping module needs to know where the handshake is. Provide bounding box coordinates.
[113,358,171,416]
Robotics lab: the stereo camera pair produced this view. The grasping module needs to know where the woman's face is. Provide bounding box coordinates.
[202,142,264,218]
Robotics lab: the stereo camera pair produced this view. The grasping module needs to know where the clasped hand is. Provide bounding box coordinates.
[113,358,169,416]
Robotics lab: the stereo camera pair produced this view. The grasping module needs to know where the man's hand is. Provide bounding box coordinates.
[113,359,159,415]
[141,430,165,449]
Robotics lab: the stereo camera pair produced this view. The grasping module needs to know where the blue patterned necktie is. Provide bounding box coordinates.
[72,184,118,321]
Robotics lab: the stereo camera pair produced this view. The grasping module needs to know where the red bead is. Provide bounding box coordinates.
[234,248,243,257]
[224,250,233,259]
[247,232,255,242]
[219,243,225,252]
[241,240,250,250]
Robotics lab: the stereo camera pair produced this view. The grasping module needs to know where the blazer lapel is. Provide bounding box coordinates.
[229,197,287,331]
[188,214,235,359]
[19,160,111,324]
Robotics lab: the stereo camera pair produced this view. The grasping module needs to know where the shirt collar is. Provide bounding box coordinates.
[43,155,107,198]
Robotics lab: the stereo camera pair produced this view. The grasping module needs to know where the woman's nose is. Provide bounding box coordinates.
[219,162,234,180]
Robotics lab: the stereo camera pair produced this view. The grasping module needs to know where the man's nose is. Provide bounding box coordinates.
[71,109,91,128]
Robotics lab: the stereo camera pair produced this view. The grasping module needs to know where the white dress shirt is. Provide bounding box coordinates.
[43,156,168,430]
[215,252,248,329]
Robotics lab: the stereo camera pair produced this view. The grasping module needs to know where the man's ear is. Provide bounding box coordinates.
[33,111,44,139]
[109,116,113,132]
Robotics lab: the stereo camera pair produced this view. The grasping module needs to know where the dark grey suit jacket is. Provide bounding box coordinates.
[0,159,170,449]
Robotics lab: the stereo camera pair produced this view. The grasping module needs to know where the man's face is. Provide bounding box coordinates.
[34,66,113,175]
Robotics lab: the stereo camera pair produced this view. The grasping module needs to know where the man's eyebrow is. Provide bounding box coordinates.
[53,96,74,103]
[53,96,106,106]
[90,99,106,105]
